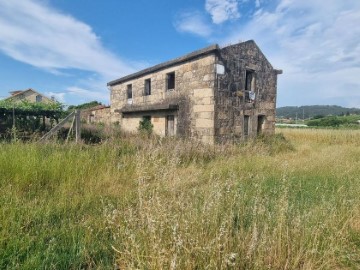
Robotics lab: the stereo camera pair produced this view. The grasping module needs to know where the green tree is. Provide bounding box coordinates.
[67,101,102,111]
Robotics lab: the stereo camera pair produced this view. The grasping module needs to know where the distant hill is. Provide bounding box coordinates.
[276,105,360,119]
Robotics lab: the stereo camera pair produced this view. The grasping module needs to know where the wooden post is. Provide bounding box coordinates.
[39,110,81,143]
[39,111,75,141]
[66,115,76,143]
[75,110,81,143]
[12,105,15,128]
[42,115,46,131]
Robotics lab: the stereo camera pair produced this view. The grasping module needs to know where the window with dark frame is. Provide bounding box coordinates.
[166,72,175,91]
[127,84,132,99]
[144,79,151,96]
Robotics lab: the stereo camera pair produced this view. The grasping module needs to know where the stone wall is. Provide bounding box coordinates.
[214,40,279,143]
[110,54,216,144]
[109,40,279,144]
[81,107,111,125]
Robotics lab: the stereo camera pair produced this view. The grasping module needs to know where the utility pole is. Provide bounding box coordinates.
[303,108,305,121]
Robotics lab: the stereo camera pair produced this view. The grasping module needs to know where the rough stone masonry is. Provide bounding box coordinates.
[107,40,282,144]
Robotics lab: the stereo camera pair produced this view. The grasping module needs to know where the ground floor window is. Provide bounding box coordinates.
[143,115,151,121]
[244,115,250,136]
[88,114,94,123]
[257,115,265,134]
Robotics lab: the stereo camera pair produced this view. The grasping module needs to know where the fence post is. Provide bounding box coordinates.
[12,105,15,128]
[75,110,81,143]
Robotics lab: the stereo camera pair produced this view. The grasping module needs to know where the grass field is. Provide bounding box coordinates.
[1,129,359,269]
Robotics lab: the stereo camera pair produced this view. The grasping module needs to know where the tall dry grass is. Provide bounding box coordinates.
[0,129,359,269]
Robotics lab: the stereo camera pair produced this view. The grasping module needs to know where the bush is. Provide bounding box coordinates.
[307,116,344,127]
[138,118,153,135]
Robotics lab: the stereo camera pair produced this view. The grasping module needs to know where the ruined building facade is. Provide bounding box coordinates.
[108,40,282,144]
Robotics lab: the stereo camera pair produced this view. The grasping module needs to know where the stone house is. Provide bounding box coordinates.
[81,105,111,125]
[108,40,282,144]
[4,88,55,104]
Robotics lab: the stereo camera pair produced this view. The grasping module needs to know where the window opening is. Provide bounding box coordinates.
[166,72,175,91]
[245,70,255,102]
[257,115,265,135]
[36,95,42,103]
[144,79,151,96]
[127,84,132,99]
[244,115,250,137]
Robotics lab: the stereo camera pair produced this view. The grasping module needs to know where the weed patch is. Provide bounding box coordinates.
[0,129,359,269]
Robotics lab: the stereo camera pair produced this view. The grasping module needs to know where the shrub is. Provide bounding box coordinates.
[307,116,344,127]
[138,118,153,135]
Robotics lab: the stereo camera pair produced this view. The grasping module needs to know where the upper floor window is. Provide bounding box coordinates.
[245,70,255,91]
[166,72,175,91]
[144,79,151,96]
[127,84,132,99]
[36,95,42,102]
[245,70,256,102]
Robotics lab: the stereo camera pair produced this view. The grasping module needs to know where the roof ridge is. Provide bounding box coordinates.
[108,44,219,86]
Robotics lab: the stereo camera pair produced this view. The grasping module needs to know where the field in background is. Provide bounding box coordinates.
[1,129,359,269]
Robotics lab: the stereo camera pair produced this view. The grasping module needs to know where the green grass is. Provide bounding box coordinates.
[0,130,360,269]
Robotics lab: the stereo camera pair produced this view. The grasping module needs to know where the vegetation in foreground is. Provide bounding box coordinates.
[0,129,360,269]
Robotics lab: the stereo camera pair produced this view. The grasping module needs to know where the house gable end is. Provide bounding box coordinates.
[4,88,54,103]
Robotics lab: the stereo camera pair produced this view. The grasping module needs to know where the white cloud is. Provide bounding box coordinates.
[45,92,66,103]
[0,0,135,79]
[220,0,360,107]
[174,11,213,37]
[0,0,142,104]
[205,0,240,24]
[66,86,108,102]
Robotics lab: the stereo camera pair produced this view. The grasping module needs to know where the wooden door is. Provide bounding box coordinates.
[166,115,175,136]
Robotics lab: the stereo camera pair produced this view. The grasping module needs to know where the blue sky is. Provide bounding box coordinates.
[0,0,359,108]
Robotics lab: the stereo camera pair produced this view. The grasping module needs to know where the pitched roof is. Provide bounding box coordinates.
[4,88,53,102]
[107,40,281,86]
[107,44,220,86]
